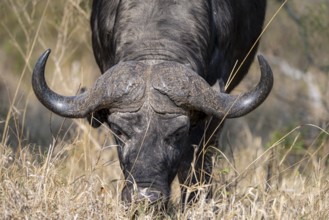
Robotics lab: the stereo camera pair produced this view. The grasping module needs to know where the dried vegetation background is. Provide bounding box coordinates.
[0,0,329,219]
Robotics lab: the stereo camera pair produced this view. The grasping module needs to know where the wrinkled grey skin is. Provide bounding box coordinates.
[32,0,272,205]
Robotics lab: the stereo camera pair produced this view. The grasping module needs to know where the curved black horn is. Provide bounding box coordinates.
[32,49,103,118]
[185,55,273,118]
[223,55,273,118]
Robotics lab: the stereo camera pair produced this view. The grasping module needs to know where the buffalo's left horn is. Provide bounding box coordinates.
[187,55,273,118]
[32,49,105,118]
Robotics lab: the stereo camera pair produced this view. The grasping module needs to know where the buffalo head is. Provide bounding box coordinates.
[32,49,273,203]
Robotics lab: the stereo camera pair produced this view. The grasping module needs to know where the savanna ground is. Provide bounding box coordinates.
[1,0,329,219]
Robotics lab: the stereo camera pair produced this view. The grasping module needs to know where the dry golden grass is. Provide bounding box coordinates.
[1,0,329,219]
[1,124,329,219]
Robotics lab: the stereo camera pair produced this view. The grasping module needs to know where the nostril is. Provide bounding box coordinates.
[122,186,166,204]
[137,187,163,203]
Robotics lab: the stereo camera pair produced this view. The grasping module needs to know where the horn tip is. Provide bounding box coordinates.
[42,48,52,59]
[257,55,273,81]
[257,54,267,65]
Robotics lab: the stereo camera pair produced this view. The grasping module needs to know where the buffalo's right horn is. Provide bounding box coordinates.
[153,56,273,118]
[32,49,106,118]
[186,55,273,118]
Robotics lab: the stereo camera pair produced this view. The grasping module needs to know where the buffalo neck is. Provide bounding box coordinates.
[112,0,213,76]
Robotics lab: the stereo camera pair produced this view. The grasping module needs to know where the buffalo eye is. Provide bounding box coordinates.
[165,126,188,147]
[110,124,129,144]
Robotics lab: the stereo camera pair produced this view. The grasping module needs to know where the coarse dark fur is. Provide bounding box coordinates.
[30,0,272,206]
[88,0,267,204]
[91,0,266,92]
[89,0,267,204]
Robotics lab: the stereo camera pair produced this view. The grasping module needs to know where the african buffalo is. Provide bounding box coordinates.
[32,0,272,205]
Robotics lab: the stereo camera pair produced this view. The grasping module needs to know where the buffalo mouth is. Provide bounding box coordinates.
[122,186,168,204]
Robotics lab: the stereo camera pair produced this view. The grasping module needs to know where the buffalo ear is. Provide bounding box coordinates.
[77,87,107,128]
[87,109,109,128]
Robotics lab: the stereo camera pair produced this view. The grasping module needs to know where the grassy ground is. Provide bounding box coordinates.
[1,0,329,219]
